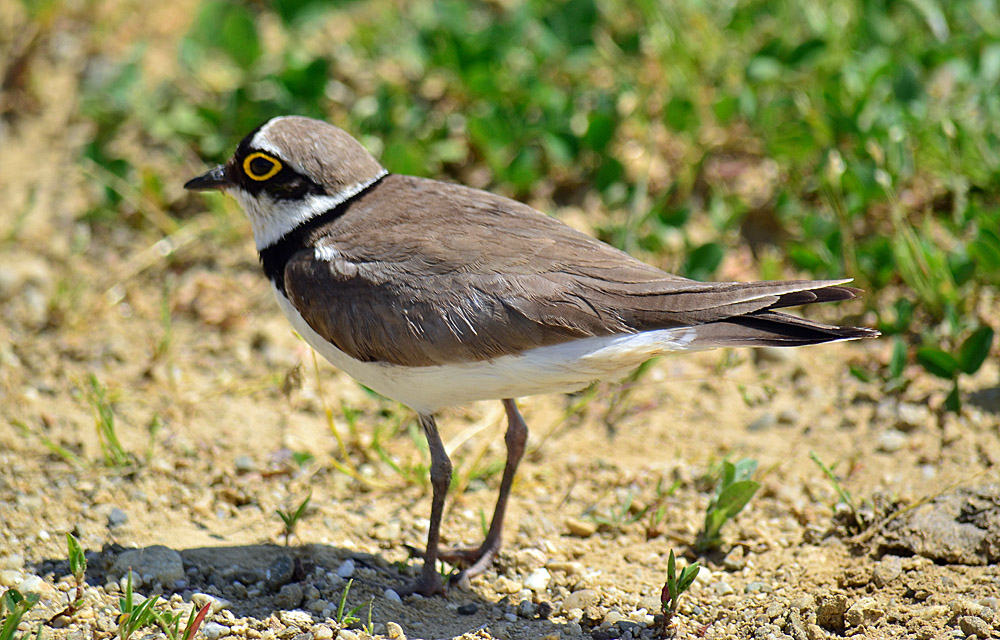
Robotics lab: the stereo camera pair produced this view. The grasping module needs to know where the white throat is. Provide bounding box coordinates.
[232,169,387,250]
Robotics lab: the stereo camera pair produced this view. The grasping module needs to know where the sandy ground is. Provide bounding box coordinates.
[1,4,999,640]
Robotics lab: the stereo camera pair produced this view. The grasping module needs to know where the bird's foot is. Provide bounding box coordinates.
[394,571,446,597]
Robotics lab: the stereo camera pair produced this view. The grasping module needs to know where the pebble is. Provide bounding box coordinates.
[234,455,257,473]
[457,603,477,615]
[495,576,523,594]
[747,412,776,432]
[191,593,231,614]
[872,556,903,587]
[386,621,406,639]
[112,546,184,587]
[292,633,313,640]
[517,599,538,618]
[0,555,24,570]
[565,518,597,538]
[336,630,359,640]
[546,561,583,576]
[336,559,355,579]
[16,575,45,594]
[744,581,773,594]
[895,402,931,431]
[845,597,883,627]
[313,624,333,640]
[275,582,304,609]
[877,429,908,453]
[384,588,402,603]
[280,610,313,627]
[201,622,230,639]
[0,570,22,587]
[564,589,599,611]
[712,581,734,596]
[503,612,517,623]
[723,546,746,570]
[108,508,129,527]
[524,568,551,591]
[266,555,295,590]
[957,616,991,638]
[816,594,848,631]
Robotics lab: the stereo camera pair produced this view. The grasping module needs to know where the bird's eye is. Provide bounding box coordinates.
[243,152,282,181]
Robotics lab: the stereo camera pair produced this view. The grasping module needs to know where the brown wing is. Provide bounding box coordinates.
[283,175,873,367]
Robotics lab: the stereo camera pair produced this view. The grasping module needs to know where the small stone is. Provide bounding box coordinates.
[504,612,517,623]
[712,581,734,596]
[386,621,406,639]
[582,604,604,626]
[275,582,304,609]
[191,593,231,615]
[292,634,314,640]
[457,603,477,615]
[314,626,334,640]
[872,556,903,587]
[336,630,359,640]
[201,622,230,640]
[564,589,600,611]
[234,455,256,473]
[605,611,625,625]
[566,518,597,538]
[805,624,825,640]
[524,568,551,591]
[0,570,22,587]
[777,408,800,425]
[517,600,538,618]
[816,594,848,631]
[722,546,745,570]
[112,546,184,587]
[546,561,583,576]
[108,508,129,528]
[495,576,523,594]
[877,429,908,453]
[307,598,330,614]
[744,581,772,594]
[895,403,931,432]
[266,555,295,590]
[0,555,24,570]
[15,575,45,594]
[958,616,991,638]
[845,597,883,627]
[336,559,355,579]
[280,610,313,628]
[747,412,777,432]
[384,588,402,603]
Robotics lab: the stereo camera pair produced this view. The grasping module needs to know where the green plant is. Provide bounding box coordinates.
[117,570,159,640]
[333,579,371,628]
[83,375,130,468]
[275,493,311,546]
[916,325,995,412]
[1,589,40,640]
[695,459,760,553]
[659,550,700,636]
[65,533,86,615]
[151,602,211,640]
[809,451,862,533]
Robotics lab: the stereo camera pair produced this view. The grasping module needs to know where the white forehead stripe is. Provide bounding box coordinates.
[249,117,291,157]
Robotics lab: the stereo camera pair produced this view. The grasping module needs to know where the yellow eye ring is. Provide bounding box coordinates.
[243,152,282,181]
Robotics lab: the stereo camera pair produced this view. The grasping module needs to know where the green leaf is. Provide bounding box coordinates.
[916,347,959,379]
[683,242,724,281]
[958,326,994,375]
[945,381,961,413]
[715,480,761,519]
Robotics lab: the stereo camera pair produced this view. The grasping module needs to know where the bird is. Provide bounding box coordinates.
[185,115,878,596]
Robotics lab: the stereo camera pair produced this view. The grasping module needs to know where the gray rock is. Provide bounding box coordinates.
[712,581,734,596]
[747,412,777,432]
[895,402,931,432]
[201,622,230,640]
[275,582,304,609]
[234,455,257,473]
[457,602,477,615]
[872,555,903,587]
[112,546,183,587]
[108,508,129,528]
[878,484,1000,565]
[957,615,991,638]
[266,555,295,590]
[517,599,538,618]
[336,558,355,579]
[744,581,773,594]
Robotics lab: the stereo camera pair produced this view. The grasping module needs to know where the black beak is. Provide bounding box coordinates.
[184,165,230,191]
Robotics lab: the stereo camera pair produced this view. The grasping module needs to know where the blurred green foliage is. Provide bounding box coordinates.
[61,0,999,405]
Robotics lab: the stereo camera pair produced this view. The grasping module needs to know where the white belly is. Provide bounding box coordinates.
[274,288,698,415]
